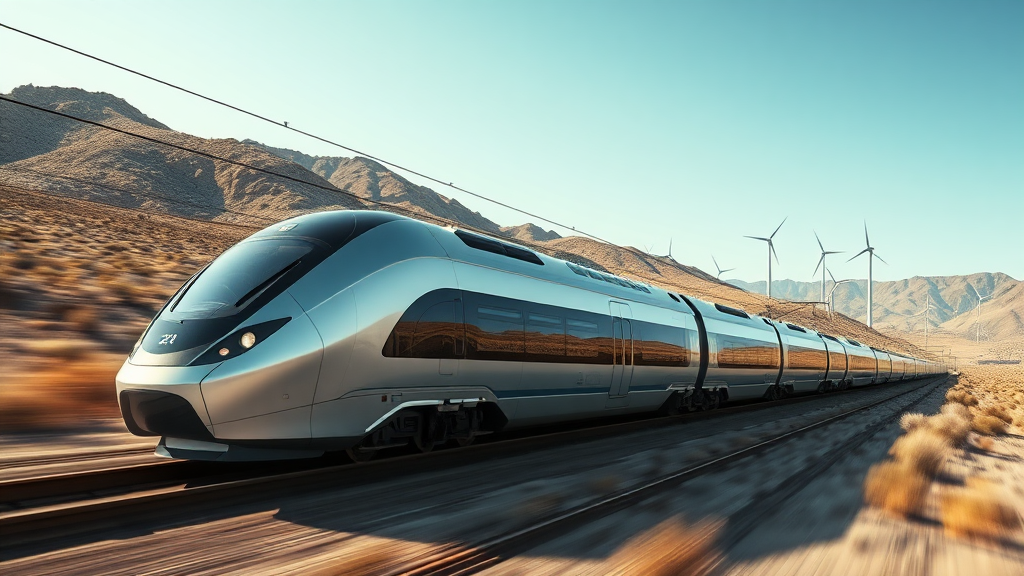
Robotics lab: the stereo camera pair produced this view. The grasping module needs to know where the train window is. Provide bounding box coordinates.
[820,334,840,343]
[525,312,566,361]
[455,230,543,266]
[848,354,876,371]
[668,293,680,302]
[845,338,863,347]
[566,317,612,363]
[787,345,827,371]
[466,301,525,360]
[382,289,463,359]
[716,336,780,369]
[785,323,807,333]
[635,321,690,367]
[714,304,750,319]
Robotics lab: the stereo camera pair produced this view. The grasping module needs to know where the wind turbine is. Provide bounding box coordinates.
[847,222,887,327]
[968,285,991,343]
[711,254,735,280]
[812,230,843,304]
[826,267,853,317]
[745,217,787,299]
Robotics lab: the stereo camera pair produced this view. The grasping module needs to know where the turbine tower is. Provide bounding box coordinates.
[847,222,887,328]
[969,285,991,343]
[745,217,787,299]
[812,230,843,303]
[711,254,735,280]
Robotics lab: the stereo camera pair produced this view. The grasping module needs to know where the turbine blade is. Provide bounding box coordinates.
[968,284,980,298]
[874,252,888,265]
[813,254,824,276]
[771,242,780,264]
[827,267,837,283]
[770,216,788,240]
[814,230,824,252]
[864,221,870,247]
[825,250,843,255]
[847,248,870,262]
[712,254,720,270]
[723,267,736,274]
[745,236,769,241]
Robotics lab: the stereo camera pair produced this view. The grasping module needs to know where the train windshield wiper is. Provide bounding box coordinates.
[234,260,302,309]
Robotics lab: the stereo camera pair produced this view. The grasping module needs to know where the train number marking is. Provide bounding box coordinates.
[159,334,178,345]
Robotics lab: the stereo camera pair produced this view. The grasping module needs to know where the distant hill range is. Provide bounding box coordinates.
[1,84,1019,348]
[728,273,1023,341]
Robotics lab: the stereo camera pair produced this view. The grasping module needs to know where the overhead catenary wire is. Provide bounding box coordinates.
[0,21,607,245]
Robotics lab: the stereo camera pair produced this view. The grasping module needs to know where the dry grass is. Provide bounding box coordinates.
[863,461,930,517]
[900,412,928,432]
[940,478,1021,541]
[973,415,1008,436]
[605,517,722,576]
[888,429,949,476]
[928,411,973,447]
[974,436,995,451]
[946,388,979,407]
[0,353,123,431]
[981,404,1014,425]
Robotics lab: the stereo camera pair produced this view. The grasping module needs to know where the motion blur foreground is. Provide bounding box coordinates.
[116,211,944,461]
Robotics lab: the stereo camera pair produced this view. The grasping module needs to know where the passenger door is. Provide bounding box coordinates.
[609,302,634,397]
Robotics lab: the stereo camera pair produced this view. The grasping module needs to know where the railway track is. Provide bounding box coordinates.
[391,375,947,576]
[0,377,945,558]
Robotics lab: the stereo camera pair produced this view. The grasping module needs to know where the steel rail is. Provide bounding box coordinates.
[0,377,941,555]
[392,376,946,576]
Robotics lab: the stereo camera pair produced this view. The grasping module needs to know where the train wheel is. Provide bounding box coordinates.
[347,446,375,463]
[415,416,437,453]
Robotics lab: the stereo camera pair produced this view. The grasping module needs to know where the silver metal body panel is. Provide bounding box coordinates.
[200,294,323,436]
[818,335,849,384]
[840,337,877,386]
[872,349,893,383]
[774,323,828,393]
[689,299,781,401]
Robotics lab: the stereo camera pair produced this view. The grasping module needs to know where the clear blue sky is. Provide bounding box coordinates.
[2,0,1022,283]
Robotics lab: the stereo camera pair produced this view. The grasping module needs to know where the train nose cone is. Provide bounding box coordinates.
[199,313,324,440]
[115,361,218,440]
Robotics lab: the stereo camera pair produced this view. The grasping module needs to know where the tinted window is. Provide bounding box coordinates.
[170,239,313,319]
[566,316,613,364]
[849,353,876,371]
[829,350,847,372]
[787,345,827,371]
[525,311,566,362]
[717,336,780,369]
[636,321,690,367]
[383,290,463,359]
[466,297,525,361]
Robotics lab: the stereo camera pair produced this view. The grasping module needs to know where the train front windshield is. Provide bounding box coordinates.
[170,239,314,319]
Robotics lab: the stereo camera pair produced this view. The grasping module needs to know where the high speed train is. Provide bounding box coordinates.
[116,210,945,461]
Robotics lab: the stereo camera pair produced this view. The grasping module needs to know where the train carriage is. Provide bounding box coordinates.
[773,322,829,395]
[818,333,850,389]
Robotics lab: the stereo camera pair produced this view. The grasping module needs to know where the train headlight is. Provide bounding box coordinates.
[240,332,256,349]
[190,317,291,366]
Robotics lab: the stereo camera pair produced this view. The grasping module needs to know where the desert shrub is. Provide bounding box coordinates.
[889,429,948,476]
[974,436,994,451]
[928,413,973,447]
[64,304,99,333]
[606,517,722,576]
[941,402,972,421]
[946,389,979,407]
[973,415,1008,436]
[940,478,1020,540]
[900,412,927,432]
[982,404,1014,425]
[0,356,122,431]
[864,461,929,517]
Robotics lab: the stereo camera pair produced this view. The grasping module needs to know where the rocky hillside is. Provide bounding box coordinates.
[729,272,1024,340]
